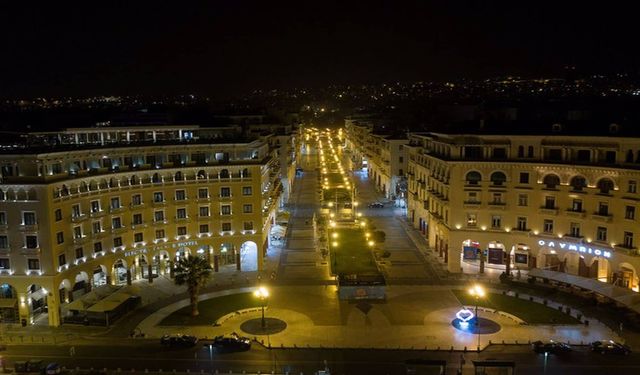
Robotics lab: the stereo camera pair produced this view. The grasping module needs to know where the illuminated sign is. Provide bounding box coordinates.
[455,308,475,328]
[537,240,612,258]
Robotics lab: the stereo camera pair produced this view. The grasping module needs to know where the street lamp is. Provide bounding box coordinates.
[254,286,269,328]
[468,284,485,351]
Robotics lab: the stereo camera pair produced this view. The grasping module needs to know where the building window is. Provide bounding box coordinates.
[572,199,583,212]
[222,222,232,232]
[58,254,66,267]
[0,258,9,270]
[154,211,165,222]
[570,222,581,237]
[27,259,40,270]
[56,232,64,244]
[544,196,556,209]
[466,192,479,203]
[72,204,81,218]
[153,192,164,203]
[92,221,102,234]
[0,236,7,249]
[629,180,637,194]
[132,194,142,206]
[518,194,528,207]
[132,213,143,225]
[112,217,122,229]
[93,242,102,253]
[465,171,482,185]
[491,193,503,204]
[177,226,187,236]
[242,186,252,196]
[113,237,122,247]
[597,178,614,194]
[519,172,529,184]
[244,221,254,231]
[75,247,84,259]
[543,219,554,234]
[220,187,231,197]
[598,202,609,216]
[516,217,527,231]
[221,205,231,215]
[570,176,587,191]
[134,233,144,243]
[23,212,36,225]
[624,232,634,248]
[626,206,636,220]
[491,215,501,229]
[73,226,82,239]
[90,200,100,213]
[176,208,187,219]
[542,174,560,189]
[175,190,186,201]
[466,213,477,227]
[198,188,209,199]
[25,235,38,249]
[243,204,253,214]
[597,227,608,242]
[110,197,121,209]
[199,224,209,234]
[55,209,62,222]
[155,229,165,239]
[199,206,210,217]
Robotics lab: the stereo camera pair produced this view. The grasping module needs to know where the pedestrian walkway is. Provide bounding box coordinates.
[133,284,619,351]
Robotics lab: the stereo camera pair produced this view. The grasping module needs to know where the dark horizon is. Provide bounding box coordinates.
[2,1,640,99]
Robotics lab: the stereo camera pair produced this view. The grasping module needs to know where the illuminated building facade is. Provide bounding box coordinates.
[403,131,640,293]
[0,125,287,326]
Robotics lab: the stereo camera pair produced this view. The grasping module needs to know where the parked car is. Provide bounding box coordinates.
[368,202,384,208]
[160,334,198,348]
[590,340,631,355]
[208,333,251,352]
[532,340,572,354]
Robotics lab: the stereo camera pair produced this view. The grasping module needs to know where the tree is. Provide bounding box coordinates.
[173,256,213,317]
[372,230,386,243]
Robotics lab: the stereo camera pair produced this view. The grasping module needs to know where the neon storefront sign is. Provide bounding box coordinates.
[537,240,612,259]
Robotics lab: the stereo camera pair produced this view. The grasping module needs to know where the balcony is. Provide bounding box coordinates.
[565,209,586,218]
[463,201,482,209]
[89,210,106,218]
[109,206,124,214]
[488,201,507,210]
[131,222,146,230]
[152,200,167,206]
[218,194,233,200]
[591,212,613,223]
[19,224,39,231]
[538,207,559,215]
[73,236,88,245]
[112,225,127,234]
[615,245,639,256]
[71,214,87,223]
[129,203,145,210]
[175,216,191,223]
[153,219,168,226]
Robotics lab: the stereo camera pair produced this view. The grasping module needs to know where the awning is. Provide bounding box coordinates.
[0,298,17,308]
[528,268,640,313]
[87,291,132,312]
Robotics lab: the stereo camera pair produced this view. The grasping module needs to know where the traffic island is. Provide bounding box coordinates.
[452,317,501,334]
[240,317,287,335]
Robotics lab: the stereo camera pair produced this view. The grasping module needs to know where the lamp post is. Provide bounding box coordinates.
[254,286,269,329]
[468,284,485,351]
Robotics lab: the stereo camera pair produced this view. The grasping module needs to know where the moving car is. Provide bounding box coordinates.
[368,202,384,208]
[531,340,572,354]
[160,334,198,348]
[590,340,631,355]
[208,333,251,352]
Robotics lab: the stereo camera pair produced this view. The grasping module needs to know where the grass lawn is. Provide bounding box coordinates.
[159,292,261,326]
[330,228,380,276]
[452,290,580,325]
[323,188,352,202]
[325,173,347,185]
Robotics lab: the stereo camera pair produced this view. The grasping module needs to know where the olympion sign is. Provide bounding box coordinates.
[537,240,612,259]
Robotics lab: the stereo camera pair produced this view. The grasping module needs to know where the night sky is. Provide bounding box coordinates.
[2,1,640,98]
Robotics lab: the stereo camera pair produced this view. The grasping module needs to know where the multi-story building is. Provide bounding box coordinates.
[404,128,640,294]
[0,125,287,326]
[344,119,407,200]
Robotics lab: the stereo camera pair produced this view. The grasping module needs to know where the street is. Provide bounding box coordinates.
[3,342,640,374]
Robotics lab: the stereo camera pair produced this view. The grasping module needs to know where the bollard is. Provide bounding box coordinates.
[186,370,190,373]
[117,368,122,373]
[131,369,135,373]
[463,346,467,352]
[145,369,149,373]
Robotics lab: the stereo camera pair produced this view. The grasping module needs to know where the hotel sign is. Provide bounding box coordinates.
[537,239,612,259]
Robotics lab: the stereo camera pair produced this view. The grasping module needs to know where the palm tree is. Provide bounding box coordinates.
[173,256,213,317]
